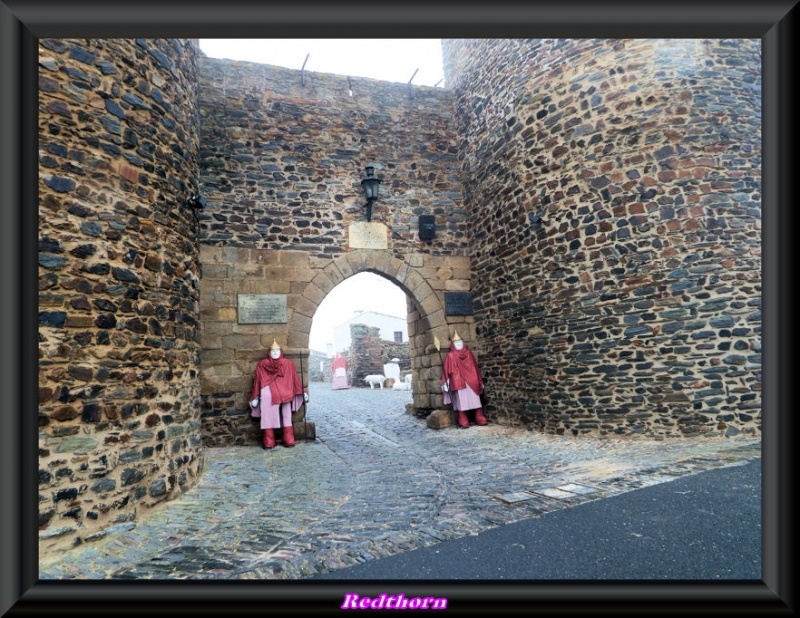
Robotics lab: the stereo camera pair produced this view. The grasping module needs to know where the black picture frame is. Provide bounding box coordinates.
[3,1,794,614]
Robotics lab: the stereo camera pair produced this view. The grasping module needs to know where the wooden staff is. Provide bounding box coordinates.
[299,349,308,443]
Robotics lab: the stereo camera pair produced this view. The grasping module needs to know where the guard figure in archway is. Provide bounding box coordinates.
[331,352,349,390]
[250,340,308,449]
[441,331,487,429]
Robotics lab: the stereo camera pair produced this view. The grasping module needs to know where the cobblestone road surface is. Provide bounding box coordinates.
[39,382,761,580]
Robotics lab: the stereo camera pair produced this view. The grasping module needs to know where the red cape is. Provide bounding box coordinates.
[251,349,304,404]
[331,353,348,371]
[441,341,483,395]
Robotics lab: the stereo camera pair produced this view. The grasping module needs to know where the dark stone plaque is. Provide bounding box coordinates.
[419,214,436,239]
[445,292,473,316]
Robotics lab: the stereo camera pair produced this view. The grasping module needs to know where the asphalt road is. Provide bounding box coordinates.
[312,456,761,580]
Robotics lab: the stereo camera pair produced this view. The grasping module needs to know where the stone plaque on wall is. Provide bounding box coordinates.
[445,292,474,316]
[349,221,389,250]
[237,294,288,324]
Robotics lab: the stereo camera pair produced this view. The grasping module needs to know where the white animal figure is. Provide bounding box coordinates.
[383,360,401,383]
[393,373,412,390]
[364,374,386,389]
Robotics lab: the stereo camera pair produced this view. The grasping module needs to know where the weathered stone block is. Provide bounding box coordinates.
[202,264,230,279]
[426,409,453,430]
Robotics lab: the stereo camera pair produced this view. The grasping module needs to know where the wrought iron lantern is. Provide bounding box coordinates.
[360,164,382,222]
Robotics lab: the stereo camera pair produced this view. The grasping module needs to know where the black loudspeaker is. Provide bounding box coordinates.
[419,215,436,239]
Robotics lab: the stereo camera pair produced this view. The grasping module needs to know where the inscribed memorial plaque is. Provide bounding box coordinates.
[349,221,389,249]
[445,292,474,316]
[237,294,288,324]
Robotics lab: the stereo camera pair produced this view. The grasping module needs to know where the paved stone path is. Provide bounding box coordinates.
[39,382,761,580]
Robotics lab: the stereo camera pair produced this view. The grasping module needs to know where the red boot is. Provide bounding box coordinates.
[474,408,488,425]
[457,410,469,429]
[282,425,296,447]
[262,428,276,449]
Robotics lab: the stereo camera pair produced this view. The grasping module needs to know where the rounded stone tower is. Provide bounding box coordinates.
[38,38,204,552]
[442,39,761,438]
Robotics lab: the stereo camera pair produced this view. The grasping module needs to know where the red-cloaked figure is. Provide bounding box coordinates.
[249,340,308,449]
[331,352,349,390]
[441,331,487,429]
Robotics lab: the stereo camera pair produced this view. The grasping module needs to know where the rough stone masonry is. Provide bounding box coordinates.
[443,38,761,438]
[38,39,205,553]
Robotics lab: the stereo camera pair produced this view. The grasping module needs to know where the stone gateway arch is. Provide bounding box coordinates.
[199,246,461,447]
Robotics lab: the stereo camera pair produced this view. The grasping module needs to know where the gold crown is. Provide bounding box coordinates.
[270,339,281,350]
[452,330,462,341]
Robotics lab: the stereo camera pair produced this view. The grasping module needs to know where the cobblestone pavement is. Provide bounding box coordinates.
[39,382,761,580]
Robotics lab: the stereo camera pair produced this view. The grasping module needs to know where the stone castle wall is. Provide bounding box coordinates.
[38,38,204,552]
[442,39,762,437]
[196,57,465,256]
[195,58,473,446]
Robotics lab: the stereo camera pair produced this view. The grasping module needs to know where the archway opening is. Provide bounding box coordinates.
[309,271,412,391]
